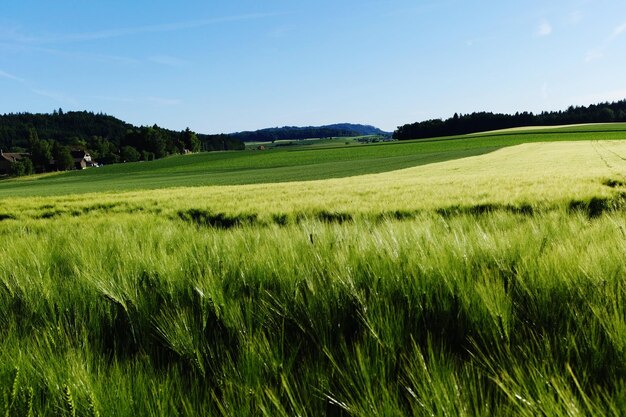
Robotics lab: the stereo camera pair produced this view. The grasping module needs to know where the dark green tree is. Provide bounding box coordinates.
[121,145,141,162]
[30,136,52,173]
[52,141,75,171]
[142,150,155,161]
[9,157,34,176]
[598,107,615,122]
[143,126,167,159]
[181,128,201,153]
[27,128,40,147]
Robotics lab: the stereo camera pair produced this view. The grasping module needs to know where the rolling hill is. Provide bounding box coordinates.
[229,123,389,142]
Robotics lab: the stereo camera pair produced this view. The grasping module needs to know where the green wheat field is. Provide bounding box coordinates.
[2,124,626,416]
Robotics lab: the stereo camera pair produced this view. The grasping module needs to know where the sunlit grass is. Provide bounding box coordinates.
[2,140,626,222]
[0,211,625,415]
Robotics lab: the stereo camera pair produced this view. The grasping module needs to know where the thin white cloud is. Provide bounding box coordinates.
[2,12,286,45]
[536,20,553,37]
[1,67,80,106]
[0,69,25,83]
[268,25,295,39]
[0,42,139,65]
[31,88,78,106]
[585,20,626,62]
[585,49,603,62]
[464,36,496,48]
[42,47,140,65]
[93,95,137,103]
[568,10,583,25]
[94,95,182,106]
[383,2,443,18]
[149,55,190,67]
[147,97,182,106]
[609,20,626,40]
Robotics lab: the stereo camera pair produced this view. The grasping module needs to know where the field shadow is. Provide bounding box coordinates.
[436,203,535,217]
[177,208,258,229]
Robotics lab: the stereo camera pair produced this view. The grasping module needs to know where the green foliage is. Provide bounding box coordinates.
[29,136,52,172]
[229,123,388,142]
[0,111,244,170]
[394,98,626,139]
[181,128,201,153]
[52,142,75,171]
[1,111,129,151]
[142,151,155,161]
[8,158,33,177]
[198,133,245,151]
[88,136,118,164]
[120,146,141,163]
[143,126,167,159]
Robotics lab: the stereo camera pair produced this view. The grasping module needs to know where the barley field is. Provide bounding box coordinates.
[1,130,626,416]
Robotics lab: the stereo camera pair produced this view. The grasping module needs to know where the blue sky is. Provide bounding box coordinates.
[0,1,625,133]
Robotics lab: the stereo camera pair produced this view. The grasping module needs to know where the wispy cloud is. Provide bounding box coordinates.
[0,69,25,83]
[609,20,626,41]
[268,25,295,39]
[31,88,78,106]
[586,20,626,62]
[382,2,443,18]
[2,12,286,45]
[95,95,182,106]
[147,97,182,106]
[1,67,79,106]
[149,55,190,67]
[464,36,496,48]
[42,47,140,65]
[536,20,553,37]
[585,49,604,62]
[568,10,583,25]
[0,42,139,65]
[93,95,137,103]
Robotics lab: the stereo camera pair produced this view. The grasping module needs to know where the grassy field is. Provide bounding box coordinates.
[1,123,625,197]
[2,140,626,222]
[1,125,626,416]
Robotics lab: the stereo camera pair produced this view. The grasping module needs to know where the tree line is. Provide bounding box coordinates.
[393,99,626,140]
[0,110,244,175]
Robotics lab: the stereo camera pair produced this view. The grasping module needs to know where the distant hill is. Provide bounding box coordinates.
[229,123,390,142]
[0,111,131,150]
[0,110,245,174]
[0,111,244,153]
[322,123,389,136]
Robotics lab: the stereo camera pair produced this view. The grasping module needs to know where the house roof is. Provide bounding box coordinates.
[70,150,90,159]
[0,152,29,163]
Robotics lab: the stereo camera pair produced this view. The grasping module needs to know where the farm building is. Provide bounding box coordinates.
[0,150,30,175]
[71,150,95,170]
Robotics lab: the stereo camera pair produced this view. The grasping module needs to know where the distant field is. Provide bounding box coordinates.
[3,139,626,222]
[1,123,625,197]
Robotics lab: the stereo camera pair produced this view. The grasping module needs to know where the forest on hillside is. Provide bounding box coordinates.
[230,123,389,142]
[0,110,244,175]
[394,99,626,140]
